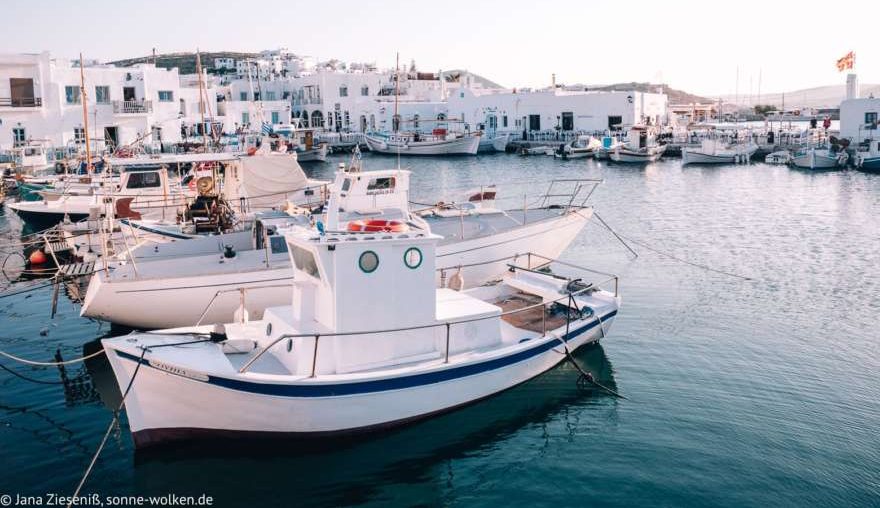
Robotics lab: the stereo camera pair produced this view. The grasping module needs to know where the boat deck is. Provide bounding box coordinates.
[426,208,567,245]
[495,292,567,333]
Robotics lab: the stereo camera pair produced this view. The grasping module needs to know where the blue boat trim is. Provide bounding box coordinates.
[114,310,616,397]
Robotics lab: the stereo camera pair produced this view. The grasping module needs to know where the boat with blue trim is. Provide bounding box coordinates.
[102,204,620,447]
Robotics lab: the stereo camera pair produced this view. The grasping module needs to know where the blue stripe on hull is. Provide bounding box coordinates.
[116,310,616,397]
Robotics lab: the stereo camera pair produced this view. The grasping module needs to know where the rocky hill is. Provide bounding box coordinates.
[108,51,258,73]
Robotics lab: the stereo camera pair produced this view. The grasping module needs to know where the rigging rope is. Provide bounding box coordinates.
[0,347,106,366]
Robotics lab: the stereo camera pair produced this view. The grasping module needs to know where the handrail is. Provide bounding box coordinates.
[195,283,295,327]
[238,255,618,374]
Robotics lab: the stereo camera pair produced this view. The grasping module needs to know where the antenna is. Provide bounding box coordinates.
[395,52,401,170]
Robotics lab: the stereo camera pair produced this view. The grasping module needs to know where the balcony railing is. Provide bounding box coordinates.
[0,97,42,107]
[113,99,152,114]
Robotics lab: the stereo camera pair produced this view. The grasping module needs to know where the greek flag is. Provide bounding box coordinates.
[261,122,273,135]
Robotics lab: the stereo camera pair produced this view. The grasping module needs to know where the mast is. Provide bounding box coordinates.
[393,52,399,133]
[196,50,208,150]
[79,53,93,174]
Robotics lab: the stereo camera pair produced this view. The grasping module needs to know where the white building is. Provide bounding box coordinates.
[213,57,236,71]
[839,74,879,144]
[447,87,668,135]
[0,52,220,151]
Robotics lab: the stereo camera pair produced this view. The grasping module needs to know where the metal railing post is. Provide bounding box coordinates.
[542,303,546,336]
[444,322,451,363]
[310,335,320,377]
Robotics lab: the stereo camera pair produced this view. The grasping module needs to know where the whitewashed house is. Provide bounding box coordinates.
[839,74,879,145]
[0,51,220,151]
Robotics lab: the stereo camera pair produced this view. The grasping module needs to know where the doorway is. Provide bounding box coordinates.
[123,87,136,101]
[10,78,35,106]
[561,112,574,131]
[528,114,541,131]
[104,126,119,148]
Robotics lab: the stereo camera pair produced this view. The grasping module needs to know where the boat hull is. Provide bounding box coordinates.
[608,146,665,163]
[856,155,880,173]
[81,210,591,329]
[5,203,89,231]
[103,309,616,448]
[790,151,847,170]
[296,144,328,162]
[365,134,480,155]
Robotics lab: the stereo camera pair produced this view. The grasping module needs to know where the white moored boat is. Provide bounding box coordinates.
[681,139,758,165]
[477,133,511,153]
[80,165,596,329]
[102,209,621,447]
[365,132,480,156]
[608,126,666,163]
[764,151,791,165]
[790,147,848,170]
[557,135,602,159]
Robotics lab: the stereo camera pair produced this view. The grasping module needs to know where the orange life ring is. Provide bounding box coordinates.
[247,147,258,156]
[347,219,408,233]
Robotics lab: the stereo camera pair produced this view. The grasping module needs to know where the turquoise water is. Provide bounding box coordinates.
[1,154,879,507]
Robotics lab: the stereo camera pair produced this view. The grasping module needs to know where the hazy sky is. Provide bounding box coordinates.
[5,0,876,97]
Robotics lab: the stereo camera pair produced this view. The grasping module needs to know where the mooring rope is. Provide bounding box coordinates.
[68,347,146,508]
[0,347,106,366]
[0,361,67,385]
[589,215,754,281]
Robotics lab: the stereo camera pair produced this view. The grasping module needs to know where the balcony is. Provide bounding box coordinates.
[113,99,152,114]
[0,97,42,108]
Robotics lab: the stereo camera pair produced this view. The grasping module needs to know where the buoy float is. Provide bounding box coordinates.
[28,250,48,265]
[347,219,408,233]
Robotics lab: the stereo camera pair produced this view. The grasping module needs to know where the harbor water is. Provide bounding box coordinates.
[1,154,878,507]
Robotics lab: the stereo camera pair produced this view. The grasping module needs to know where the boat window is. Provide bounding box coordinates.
[126,171,162,189]
[359,251,379,274]
[341,178,351,192]
[366,177,395,192]
[290,244,320,279]
[269,236,288,254]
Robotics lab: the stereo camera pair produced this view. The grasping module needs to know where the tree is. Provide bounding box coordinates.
[754,104,778,116]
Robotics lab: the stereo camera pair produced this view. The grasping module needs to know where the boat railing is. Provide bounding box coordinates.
[237,252,618,375]
[195,284,295,327]
[537,178,603,211]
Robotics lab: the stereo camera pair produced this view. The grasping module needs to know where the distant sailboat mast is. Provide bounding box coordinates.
[79,53,92,175]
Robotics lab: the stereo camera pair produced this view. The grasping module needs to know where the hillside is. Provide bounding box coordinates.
[588,82,709,104]
[717,84,880,109]
[108,51,258,73]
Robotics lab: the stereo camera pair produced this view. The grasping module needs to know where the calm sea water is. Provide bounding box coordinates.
[1,154,878,507]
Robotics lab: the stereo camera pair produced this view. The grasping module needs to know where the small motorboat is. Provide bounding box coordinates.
[854,139,880,173]
[682,139,758,165]
[102,212,621,447]
[764,151,791,165]
[790,147,848,170]
[608,126,666,163]
[365,131,480,156]
[477,133,510,153]
[557,135,602,159]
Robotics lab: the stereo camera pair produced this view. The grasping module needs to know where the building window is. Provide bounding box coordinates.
[339,86,348,97]
[253,92,260,101]
[242,112,250,125]
[74,127,85,144]
[65,86,81,105]
[502,115,508,128]
[158,90,174,102]
[361,85,369,96]
[240,92,248,101]
[271,111,280,124]
[413,114,419,129]
[866,112,878,129]
[561,112,574,131]
[95,86,110,104]
[265,91,276,101]
[344,111,350,128]
[12,127,26,147]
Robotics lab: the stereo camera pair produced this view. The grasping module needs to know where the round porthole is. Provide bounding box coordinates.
[404,247,422,269]
[359,250,379,273]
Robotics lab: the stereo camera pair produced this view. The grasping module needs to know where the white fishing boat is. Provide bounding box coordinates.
[101,212,621,447]
[764,151,791,165]
[7,165,195,231]
[594,136,625,160]
[608,126,666,163]
[790,147,848,170]
[557,135,602,159]
[853,139,880,173]
[519,144,554,156]
[477,133,511,153]
[365,131,480,156]
[294,143,329,162]
[681,139,758,165]
[81,167,596,329]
